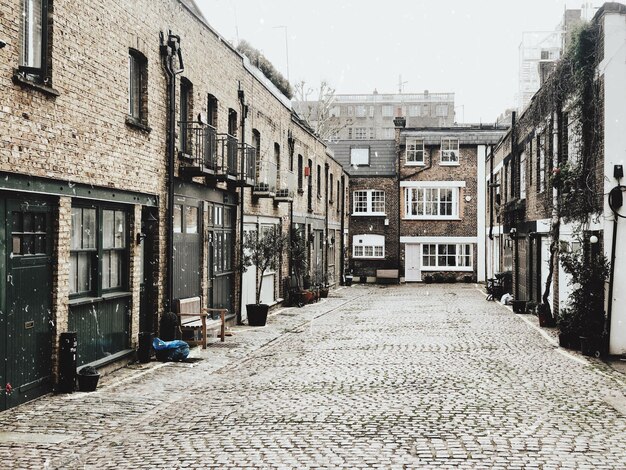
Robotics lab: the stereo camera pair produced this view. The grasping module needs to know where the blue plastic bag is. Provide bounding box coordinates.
[152,337,190,361]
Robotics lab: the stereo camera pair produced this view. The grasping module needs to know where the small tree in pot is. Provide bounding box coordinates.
[242,227,289,326]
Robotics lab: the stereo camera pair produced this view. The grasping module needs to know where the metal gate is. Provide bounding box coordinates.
[1,198,53,411]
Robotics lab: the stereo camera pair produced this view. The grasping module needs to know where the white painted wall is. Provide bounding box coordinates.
[600,11,626,354]
[477,145,486,282]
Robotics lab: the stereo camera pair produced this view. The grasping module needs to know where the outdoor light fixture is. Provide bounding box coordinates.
[136,232,147,245]
[509,228,517,239]
[590,235,599,244]
[0,40,6,49]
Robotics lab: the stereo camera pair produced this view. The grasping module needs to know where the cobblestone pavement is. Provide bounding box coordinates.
[3,284,626,469]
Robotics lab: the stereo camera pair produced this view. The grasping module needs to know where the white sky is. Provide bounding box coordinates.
[195,0,604,123]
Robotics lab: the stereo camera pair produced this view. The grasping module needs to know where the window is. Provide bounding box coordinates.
[355,127,368,140]
[436,105,449,117]
[369,106,375,117]
[19,0,49,83]
[329,106,340,117]
[329,174,334,203]
[317,164,322,198]
[228,108,238,136]
[129,49,148,126]
[337,180,341,213]
[356,105,366,117]
[405,187,458,219]
[408,105,420,117]
[180,79,192,154]
[520,152,527,200]
[422,244,473,270]
[207,94,218,128]
[382,128,394,139]
[70,206,128,296]
[406,139,425,165]
[537,133,546,193]
[347,106,354,117]
[353,190,385,215]
[441,138,459,164]
[353,234,385,258]
[350,147,369,166]
[297,154,303,191]
[382,105,394,117]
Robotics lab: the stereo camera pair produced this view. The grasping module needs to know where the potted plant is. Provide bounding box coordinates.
[242,227,289,326]
[319,274,330,298]
[77,365,100,392]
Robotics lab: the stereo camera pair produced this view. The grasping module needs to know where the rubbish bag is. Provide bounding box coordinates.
[152,337,190,362]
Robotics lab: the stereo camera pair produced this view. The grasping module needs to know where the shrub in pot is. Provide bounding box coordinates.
[242,227,289,326]
[423,274,433,284]
[432,273,445,283]
[77,365,100,392]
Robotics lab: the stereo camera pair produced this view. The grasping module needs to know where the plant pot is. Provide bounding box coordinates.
[77,373,100,392]
[319,287,329,298]
[246,304,269,326]
[580,336,603,358]
[511,300,527,314]
[537,304,556,327]
[345,275,353,286]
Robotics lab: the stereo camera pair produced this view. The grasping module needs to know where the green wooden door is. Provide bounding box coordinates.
[1,198,53,410]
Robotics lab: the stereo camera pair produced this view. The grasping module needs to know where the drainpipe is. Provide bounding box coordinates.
[340,174,346,285]
[324,162,329,282]
[237,84,247,324]
[393,114,406,277]
[160,31,184,313]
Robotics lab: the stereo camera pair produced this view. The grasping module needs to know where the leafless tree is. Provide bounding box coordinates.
[292,80,351,142]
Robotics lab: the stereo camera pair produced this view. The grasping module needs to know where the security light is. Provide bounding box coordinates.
[0,40,6,49]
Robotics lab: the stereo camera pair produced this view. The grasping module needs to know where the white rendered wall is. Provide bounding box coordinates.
[601,12,626,354]
[477,145,487,282]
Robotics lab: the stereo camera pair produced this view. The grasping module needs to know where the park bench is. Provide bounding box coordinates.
[376,269,399,284]
[174,297,227,348]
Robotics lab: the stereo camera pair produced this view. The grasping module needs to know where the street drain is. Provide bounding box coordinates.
[207,343,240,348]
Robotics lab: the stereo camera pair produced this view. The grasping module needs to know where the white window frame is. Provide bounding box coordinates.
[382,105,394,117]
[353,190,385,216]
[354,127,368,140]
[404,185,459,220]
[353,234,385,259]
[520,152,527,200]
[356,105,366,117]
[421,243,473,271]
[408,105,420,117]
[436,105,449,117]
[440,138,459,165]
[406,139,425,165]
[350,147,369,166]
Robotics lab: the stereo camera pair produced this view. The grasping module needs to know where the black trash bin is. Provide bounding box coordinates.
[58,332,77,393]
[138,332,154,363]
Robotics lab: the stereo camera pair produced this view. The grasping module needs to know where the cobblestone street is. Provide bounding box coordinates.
[3,284,626,469]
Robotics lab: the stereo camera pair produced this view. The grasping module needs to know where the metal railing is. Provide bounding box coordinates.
[275,169,296,199]
[178,121,217,171]
[254,160,277,193]
[217,133,238,177]
[240,143,257,186]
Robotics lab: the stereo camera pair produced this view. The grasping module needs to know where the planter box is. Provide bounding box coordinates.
[511,300,527,314]
[77,373,100,392]
[246,304,269,326]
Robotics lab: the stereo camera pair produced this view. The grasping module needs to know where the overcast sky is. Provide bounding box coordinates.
[195,0,603,123]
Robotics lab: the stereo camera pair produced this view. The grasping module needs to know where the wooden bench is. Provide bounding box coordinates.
[376,269,399,284]
[175,297,227,349]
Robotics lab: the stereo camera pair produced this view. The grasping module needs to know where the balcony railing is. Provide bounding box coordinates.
[275,169,296,201]
[240,143,256,187]
[217,134,238,180]
[253,160,277,197]
[178,121,217,176]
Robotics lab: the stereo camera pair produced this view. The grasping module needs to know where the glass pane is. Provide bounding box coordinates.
[185,206,198,234]
[83,208,96,249]
[23,213,33,233]
[69,254,77,294]
[115,211,126,248]
[33,213,44,232]
[71,208,82,250]
[12,236,21,255]
[173,205,182,233]
[22,235,34,255]
[11,212,22,232]
[78,252,91,292]
[21,0,43,68]
[35,234,45,254]
[103,210,114,249]
[110,251,122,287]
[102,251,110,290]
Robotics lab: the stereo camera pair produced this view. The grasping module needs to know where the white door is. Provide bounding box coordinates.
[405,244,421,282]
[241,225,257,321]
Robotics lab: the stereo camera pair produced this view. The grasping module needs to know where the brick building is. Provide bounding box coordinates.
[397,126,505,283]
[486,3,626,356]
[0,0,348,410]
